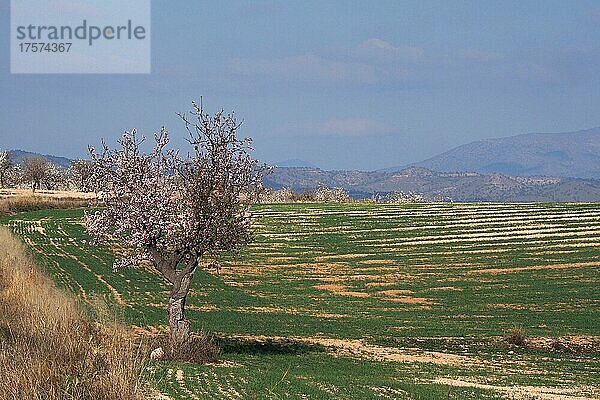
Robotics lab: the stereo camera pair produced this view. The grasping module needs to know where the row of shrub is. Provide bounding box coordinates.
[259,186,351,203]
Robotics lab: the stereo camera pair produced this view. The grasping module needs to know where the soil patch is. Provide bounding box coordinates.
[228,335,478,367]
[469,261,600,275]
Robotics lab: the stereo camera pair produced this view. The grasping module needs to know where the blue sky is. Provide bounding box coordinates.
[2,0,600,170]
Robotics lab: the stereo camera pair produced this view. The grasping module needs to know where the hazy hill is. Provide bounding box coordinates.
[266,166,600,202]
[9,149,73,169]
[385,127,600,179]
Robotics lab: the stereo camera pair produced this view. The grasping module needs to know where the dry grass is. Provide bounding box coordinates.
[0,227,146,400]
[0,194,89,217]
[145,332,221,364]
[503,325,528,347]
[0,188,96,200]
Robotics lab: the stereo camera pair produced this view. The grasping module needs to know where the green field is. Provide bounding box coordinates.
[3,203,600,399]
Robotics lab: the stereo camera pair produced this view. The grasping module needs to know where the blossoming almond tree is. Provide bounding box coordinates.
[85,101,264,346]
[0,151,14,188]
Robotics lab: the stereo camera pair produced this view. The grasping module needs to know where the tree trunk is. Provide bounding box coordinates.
[168,267,196,347]
[168,293,190,345]
[150,250,198,349]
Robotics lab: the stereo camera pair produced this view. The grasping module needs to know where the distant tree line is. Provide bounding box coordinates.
[258,185,438,203]
[258,185,351,203]
[0,150,92,193]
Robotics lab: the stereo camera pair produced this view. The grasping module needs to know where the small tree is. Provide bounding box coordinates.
[22,157,53,192]
[0,151,14,188]
[42,163,67,190]
[69,159,93,192]
[85,101,264,347]
[8,164,22,188]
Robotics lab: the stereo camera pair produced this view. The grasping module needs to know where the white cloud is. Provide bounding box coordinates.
[230,54,377,83]
[228,39,429,86]
[315,118,393,136]
[355,38,424,62]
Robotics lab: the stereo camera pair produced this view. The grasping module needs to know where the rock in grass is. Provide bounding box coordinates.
[150,347,165,360]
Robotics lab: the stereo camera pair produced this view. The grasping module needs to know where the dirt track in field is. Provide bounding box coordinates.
[433,378,597,400]
[469,261,600,275]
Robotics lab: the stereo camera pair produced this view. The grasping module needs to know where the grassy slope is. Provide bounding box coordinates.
[0,225,144,400]
[2,203,599,399]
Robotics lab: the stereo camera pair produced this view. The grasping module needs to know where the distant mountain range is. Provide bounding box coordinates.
[385,127,600,179]
[5,125,600,201]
